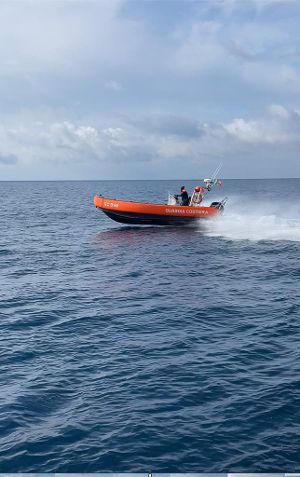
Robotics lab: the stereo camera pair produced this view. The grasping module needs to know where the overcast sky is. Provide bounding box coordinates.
[0,0,300,180]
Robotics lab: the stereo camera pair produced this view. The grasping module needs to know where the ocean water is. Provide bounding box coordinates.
[0,179,300,473]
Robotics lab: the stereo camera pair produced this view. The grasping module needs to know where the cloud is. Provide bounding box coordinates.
[240,62,300,93]
[0,0,299,118]
[0,0,144,77]
[0,0,299,178]
[170,21,225,74]
[105,80,124,92]
[0,105,299,178]
[223,105,300,143]
[167,0,300,95]
[0,153,18,165]
[129,114,202,138]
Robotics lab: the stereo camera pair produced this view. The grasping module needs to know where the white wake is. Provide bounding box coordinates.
[202,196,300,242]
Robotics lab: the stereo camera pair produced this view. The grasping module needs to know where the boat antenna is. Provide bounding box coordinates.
[211,162,222,181]
[203,162,223,191]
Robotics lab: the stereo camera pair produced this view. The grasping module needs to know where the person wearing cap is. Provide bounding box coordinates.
[175,186,190,206]
[192,185,204,205]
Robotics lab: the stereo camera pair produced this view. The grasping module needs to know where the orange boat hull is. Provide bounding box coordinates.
[94,195,221,226]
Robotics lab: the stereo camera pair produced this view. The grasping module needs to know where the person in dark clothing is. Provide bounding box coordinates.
[175,186,190,206]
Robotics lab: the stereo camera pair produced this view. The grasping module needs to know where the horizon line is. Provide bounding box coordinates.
[0,177,299,182]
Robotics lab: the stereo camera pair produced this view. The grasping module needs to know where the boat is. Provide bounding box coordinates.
[94,169,227,226]
[94,195,226,226]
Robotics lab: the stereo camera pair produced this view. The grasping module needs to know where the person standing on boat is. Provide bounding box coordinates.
[175,186,190,206]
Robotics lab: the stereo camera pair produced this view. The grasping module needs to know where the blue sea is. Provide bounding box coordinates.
[0,179,300,473]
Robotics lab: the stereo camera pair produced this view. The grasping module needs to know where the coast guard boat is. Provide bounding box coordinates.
[94,167,227,226]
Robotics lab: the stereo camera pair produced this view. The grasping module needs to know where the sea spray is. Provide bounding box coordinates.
[202,195,300,242]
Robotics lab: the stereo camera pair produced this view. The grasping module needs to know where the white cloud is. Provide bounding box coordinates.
[268,104,291,119]
[223,105,300,144]
[0,153,17,165]
[0,0,299,118]
[167,0,300,97]
[105,80,123,92]
[1,106,299,178]
[170,21,224,74]
[0,0,300,178]
[0,0,144,78]
[102,127,124,141]
[240,62,300,93]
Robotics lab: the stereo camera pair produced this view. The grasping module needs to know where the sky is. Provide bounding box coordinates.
[0,0,300,180]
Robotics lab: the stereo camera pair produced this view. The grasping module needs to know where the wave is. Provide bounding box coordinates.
[202,196,300,242]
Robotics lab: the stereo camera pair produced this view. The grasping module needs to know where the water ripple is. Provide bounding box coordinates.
[0,180,300,472]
